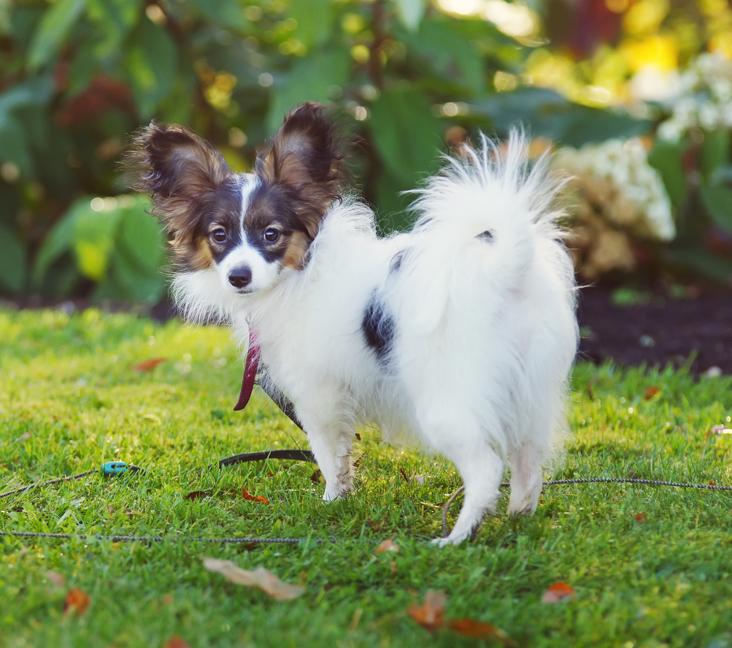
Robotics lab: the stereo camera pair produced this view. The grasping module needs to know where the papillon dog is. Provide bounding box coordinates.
[130,103,578,545]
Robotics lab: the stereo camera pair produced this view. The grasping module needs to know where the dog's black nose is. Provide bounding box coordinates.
[228,266,252,289]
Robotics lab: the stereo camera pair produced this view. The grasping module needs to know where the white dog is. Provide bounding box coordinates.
[131,103,578,545]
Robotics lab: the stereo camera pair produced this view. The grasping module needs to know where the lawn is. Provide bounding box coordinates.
[1,308,731,648]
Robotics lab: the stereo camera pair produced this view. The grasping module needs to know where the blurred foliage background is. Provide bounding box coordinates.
[1,0,731,305]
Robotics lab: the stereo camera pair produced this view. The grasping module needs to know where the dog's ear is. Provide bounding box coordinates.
[258,103,343,239]
[128,122,232,240]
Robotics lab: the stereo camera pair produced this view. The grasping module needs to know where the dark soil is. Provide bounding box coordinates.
[578,287,732,375]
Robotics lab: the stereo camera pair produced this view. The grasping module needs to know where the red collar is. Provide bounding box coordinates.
[234,329,260,411]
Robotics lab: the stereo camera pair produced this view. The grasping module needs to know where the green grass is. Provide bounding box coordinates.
[1,308,731,648]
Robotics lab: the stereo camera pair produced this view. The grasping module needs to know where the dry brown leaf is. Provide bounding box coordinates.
[164,636,190,648]
[133,357,166,372]
[375,539,399,554]
[542,581,576,603]
[203,558,304,601]
[241,489,270,505]
[185,490,211,501]
[45,571,65,588]
[64,588,91,615]
[644,386,660,400]
[449,618,513,644]
[407,590,447,631]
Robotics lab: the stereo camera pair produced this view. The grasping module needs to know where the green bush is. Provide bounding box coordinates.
[0,0,712,302]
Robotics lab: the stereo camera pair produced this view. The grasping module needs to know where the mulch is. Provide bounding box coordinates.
[578,286,732,375]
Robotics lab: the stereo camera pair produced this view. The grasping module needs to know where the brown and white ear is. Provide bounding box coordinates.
[258,102,343,239]
[128,122,231,239]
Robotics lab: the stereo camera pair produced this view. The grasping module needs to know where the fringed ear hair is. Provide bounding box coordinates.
[127,123,232,242]
[257,103,344,239]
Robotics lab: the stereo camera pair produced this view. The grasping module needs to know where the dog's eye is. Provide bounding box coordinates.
[263,227,280,243]
[210,227,227,244]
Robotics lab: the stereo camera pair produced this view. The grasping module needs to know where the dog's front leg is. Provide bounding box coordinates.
[295,392,355,501]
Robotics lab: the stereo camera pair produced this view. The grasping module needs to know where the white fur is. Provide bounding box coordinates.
[174,133,578,545]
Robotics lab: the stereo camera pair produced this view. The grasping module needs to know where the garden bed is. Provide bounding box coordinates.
[578,286,732,375]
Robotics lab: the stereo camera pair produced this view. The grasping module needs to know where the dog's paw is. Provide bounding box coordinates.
[430,532,470,547]
[322,486,351,502]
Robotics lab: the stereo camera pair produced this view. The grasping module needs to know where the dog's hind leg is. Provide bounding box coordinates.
[419,410,504,546]
[507,440,545,516]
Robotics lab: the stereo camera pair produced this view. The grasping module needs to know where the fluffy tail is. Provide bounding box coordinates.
[409,131,566,283]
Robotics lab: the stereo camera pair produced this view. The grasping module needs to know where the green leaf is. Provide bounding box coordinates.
[700,183,732,234]
[395,0,426,31]
[124,19,178,118]
[108,250,166,303]
[369,86,442,185]
[290,0,334,48]
[664,246,732,283]
[469,87,652,146]
[0,222,27,294]
[33,198,87,285]
[647,138,687,211]
[190,0,248,31]
[374,169,415,234]
[401,19,485,96]
[701,131,729,181]
[0,114,32,177]
[85,0,139,56]
[27,0,84,70]
[115,197,165,273]
[267,48,349,133]
[73,203,122,281]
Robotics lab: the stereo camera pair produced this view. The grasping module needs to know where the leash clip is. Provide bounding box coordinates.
[101,461,140,477]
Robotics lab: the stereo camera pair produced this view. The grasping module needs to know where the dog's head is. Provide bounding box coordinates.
[130,103,343,295]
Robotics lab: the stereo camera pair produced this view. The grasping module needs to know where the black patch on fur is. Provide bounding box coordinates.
[361,291,395,364]
[477,230,494,242]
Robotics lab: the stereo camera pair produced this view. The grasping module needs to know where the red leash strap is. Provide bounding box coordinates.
[234,329,260,411]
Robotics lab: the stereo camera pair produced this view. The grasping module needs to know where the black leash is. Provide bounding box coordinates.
[0,531,311,545]
[2,470,730,546]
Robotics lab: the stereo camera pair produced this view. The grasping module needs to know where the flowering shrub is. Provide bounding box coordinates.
[658,54,732,140]
[554,138,674,279]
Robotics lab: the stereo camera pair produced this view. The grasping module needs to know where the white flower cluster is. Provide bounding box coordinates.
[658,53,732,140]
[554,138,675,241]
[553,138,675,278]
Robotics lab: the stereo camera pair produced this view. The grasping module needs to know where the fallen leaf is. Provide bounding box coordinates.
[64,588,91,615]
[133,357,166,372]
[408,590,446,631]
[241,489,269,505]
[164,636,190,648]
[45,571,65,588]
[644,386,660,400]
[202,558,304,601]
[634,512,647,523]
[375,539,399,554]
[542,581,576,603]
[185,490,212,501]
[449,618,513,644]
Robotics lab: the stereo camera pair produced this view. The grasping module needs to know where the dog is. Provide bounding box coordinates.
[130,103,578,545]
